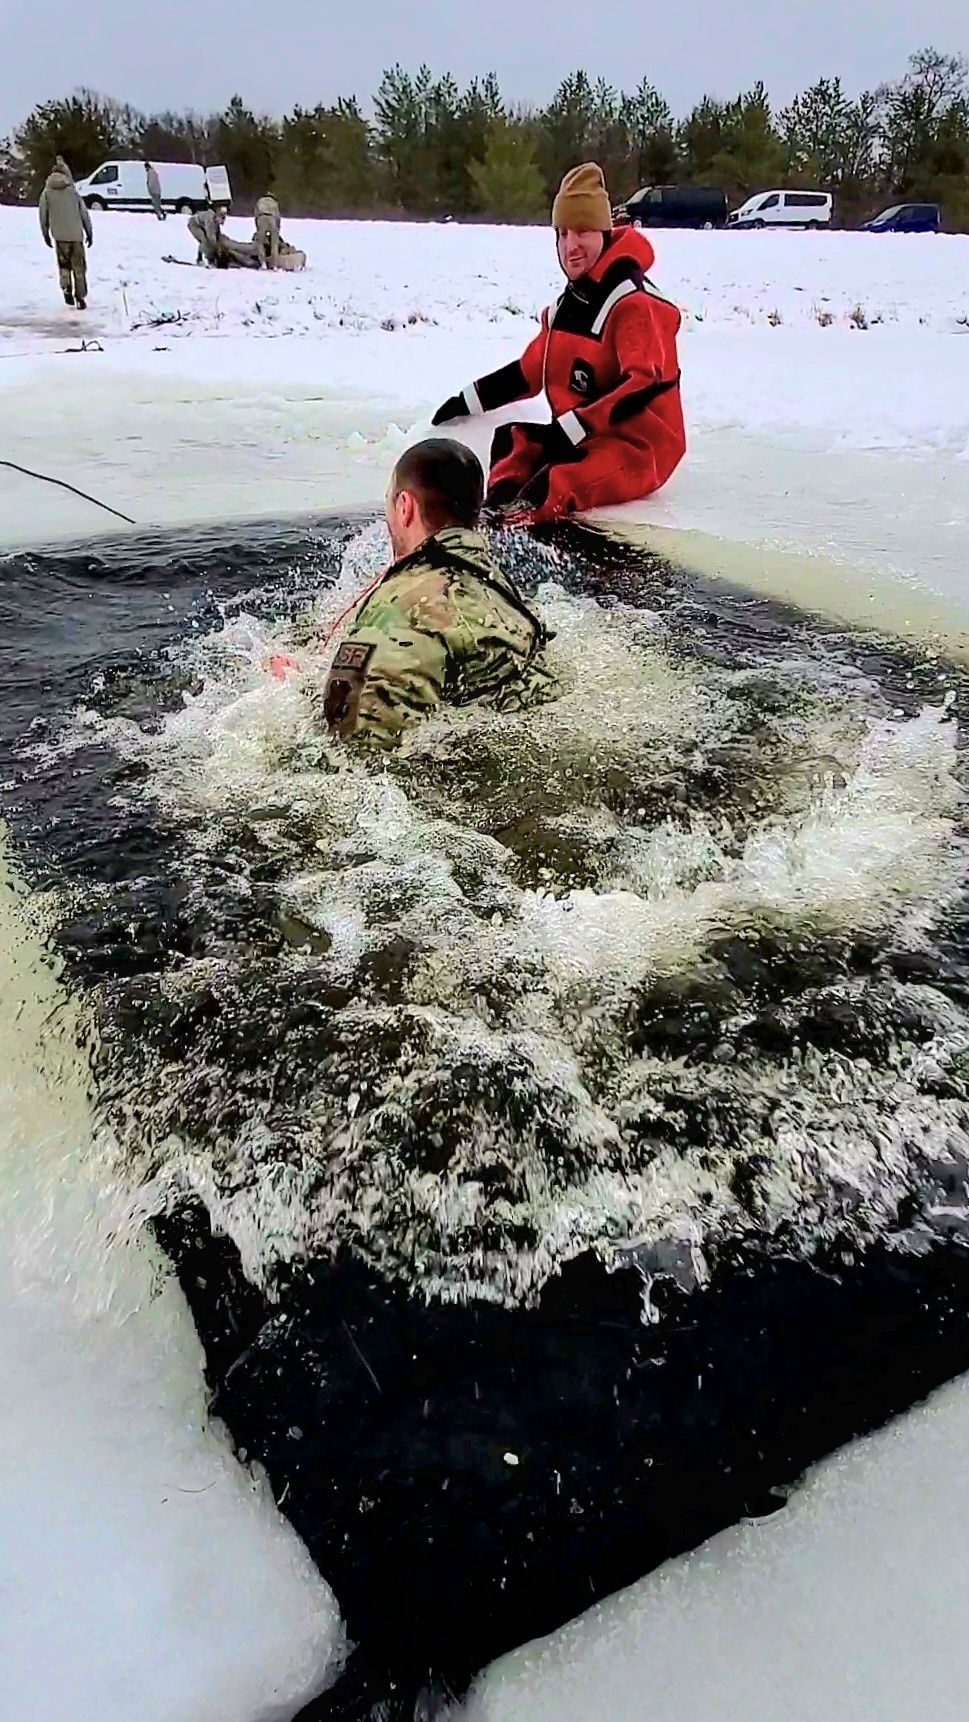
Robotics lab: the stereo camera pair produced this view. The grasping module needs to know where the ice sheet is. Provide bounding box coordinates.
[0,846,343,1721]
[460,1372,969,1722]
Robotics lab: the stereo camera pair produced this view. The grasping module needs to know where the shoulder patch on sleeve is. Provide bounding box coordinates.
[324,639,377,739]
[332,639,376,673]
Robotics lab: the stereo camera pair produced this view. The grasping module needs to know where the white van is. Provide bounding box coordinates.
[728,190,833,230]
[74,161,232,215]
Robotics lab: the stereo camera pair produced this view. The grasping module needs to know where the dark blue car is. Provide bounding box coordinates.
[863,202,941,233]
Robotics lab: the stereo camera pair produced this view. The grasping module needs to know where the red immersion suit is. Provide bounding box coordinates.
[457,228,686,523]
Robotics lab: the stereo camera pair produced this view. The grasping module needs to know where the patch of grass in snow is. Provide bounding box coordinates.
[849,303,869,330]
[130,308,198,332]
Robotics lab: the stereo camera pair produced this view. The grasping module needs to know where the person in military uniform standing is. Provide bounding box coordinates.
[145,161,167,219]
[254,193,281,269]
[319,440,553,750]
[38,158,93,308]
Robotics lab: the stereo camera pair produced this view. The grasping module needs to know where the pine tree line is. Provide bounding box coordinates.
[2,48,968,225]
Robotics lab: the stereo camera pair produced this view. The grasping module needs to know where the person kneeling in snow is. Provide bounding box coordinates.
[319,439,554,750]
[432,162,686,524]
[187,204,223,264]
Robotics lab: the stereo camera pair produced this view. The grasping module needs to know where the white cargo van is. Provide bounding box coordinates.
[728,189,832,229]
[74,161,232,214]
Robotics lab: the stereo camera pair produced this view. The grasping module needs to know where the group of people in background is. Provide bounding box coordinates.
[188,193,289,269]
[37,159,289,306]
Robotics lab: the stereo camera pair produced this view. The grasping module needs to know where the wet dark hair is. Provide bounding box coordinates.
[392,438,485,532]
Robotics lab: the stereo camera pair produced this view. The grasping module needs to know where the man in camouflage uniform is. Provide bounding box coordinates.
[38,158,93,308]
[322,439,553,750]
[187,203,223,264]
[254,193,281,269]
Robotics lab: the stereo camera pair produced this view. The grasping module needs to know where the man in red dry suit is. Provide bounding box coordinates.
[432,162,686,525]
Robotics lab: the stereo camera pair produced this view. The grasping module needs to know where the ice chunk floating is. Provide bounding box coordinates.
[4,516,969,1717]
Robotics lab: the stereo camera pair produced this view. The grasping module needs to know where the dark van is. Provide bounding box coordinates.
[862,203,941,233]
[619,185,729,229]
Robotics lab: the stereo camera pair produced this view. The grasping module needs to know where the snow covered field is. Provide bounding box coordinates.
[5,206,969,1722]
[2,207,969,600]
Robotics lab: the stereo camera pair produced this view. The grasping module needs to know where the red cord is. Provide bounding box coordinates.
[320,565,389,653]
[268,565,390,682]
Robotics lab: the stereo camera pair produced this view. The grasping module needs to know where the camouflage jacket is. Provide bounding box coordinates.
[323,526,553,749]
[39,170,93,246]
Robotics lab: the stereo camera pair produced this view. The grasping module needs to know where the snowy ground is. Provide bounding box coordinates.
[5,207,969,1721]
[2,208,969,613]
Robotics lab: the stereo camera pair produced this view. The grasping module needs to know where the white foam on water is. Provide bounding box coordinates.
[0,842,343,1722]
[46,532,969,1307]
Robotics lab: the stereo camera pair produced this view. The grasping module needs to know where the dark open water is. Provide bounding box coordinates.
[4,516,969,1718]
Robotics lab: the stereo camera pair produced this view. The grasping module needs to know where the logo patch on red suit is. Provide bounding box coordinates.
[569,360,595,397]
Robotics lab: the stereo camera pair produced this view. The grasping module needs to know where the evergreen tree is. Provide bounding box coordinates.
[5,48,969,223]
[780,77,852,183]
[779,78,882,205]
[375,66,506,214]
[216,95,278,208]
[621,79,679,188]
[588,78,637,199]
[274,100,377,214]
[451,75,505,211]
[425,72,468,213]
[0,136,25,203]
[682,82,784,193]
[14,90,139,194]
[374,65,438,210]
[539,71,600,194]
[470,118,545,219]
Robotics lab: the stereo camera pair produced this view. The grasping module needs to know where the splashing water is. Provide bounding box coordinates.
[22,522,965,1310]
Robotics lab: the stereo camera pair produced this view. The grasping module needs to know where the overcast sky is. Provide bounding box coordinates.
[4,0,968,132]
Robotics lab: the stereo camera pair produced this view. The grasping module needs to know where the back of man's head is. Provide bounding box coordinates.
[391,438,484,534]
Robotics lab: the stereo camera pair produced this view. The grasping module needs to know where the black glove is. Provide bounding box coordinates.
[432,392,471,426]
[522,419,581,464]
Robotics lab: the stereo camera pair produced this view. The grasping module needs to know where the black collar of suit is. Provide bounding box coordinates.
[550,254,644,339]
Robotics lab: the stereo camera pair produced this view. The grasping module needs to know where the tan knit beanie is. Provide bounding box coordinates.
[552,162,612,231]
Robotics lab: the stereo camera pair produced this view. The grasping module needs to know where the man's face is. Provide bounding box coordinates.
[557,228,606,281]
